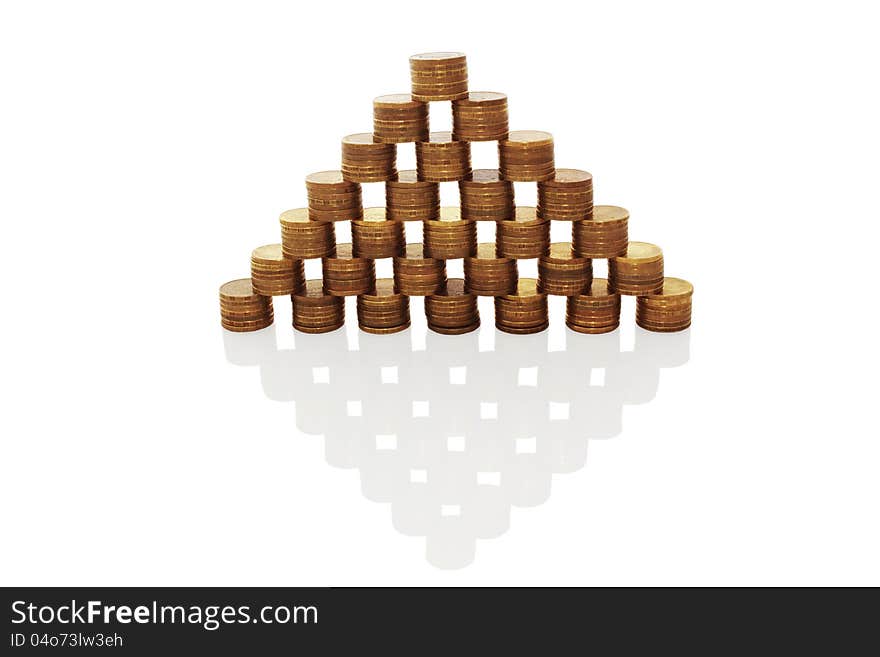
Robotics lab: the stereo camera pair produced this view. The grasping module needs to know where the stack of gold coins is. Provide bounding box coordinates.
[459,169,514,221]
[423,206,477,259]
[322,243,376,296]
[415,131,471,182]
[373,94,429,143]
[356,278,411,334]
[537,169,593,221]
[565,278,621,334]
[385,170,440,221]
[409,52,468,102]
[495,278,548,334]
[464,243,518,296]
[537,242,592,296]
[608,242,664,295]
[219,278,273,332]
[250,244,306,296]
[572,205,629,258]
[452,92,509,141]
[636,277,693,332]
[306,171,363,222]
[425,278,479,334]
[292,279,344,334]
[393,243,447,295]
[496,206,551,259]
[351,207,405,258]
[341,133,397,183]
[279,208,336,259]
[498,130,555,181]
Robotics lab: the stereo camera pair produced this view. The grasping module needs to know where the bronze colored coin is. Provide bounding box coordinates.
[359,322,411,335]
[374,94,426,108]
[324,243,360,262]
[409,53,469,100]
[428,321,480,335]
[635,322,690,334]
[610,281,664,296]
[250,243,293,266]
[497,278,544,300]
[427,318,479,330]
[495,321,549,335]
[358,207,388,222]
[540,168,593,187]
[294,279,342,302]
[341,134,397,182]
[293,323,344,335]
[427,278,475,300]
[502,130,553,147]
[498,131,555,182]
[308,209,363,223]
[415,132,472,182]
[373,106,428,142]
[219,278,269,302]
[453,91,507,106]
[221,310,274,323]
[410,52,467,63]
[342,132,385,147]
[452,92,509,141]
[305,170,358,187]
[472,242,503,260]
[219,301,272,315]
[388,170,437,187]
[220,309,274,323]
[615,241,663,263]
[566,321,618,335]
[279,208,317,226]
[584,278,617,299]
[222,319,273,333]
[361,278,402,299]
[641,277,694,301]
[545,243,575,260]
[398,242,429,260]
[592,205,629,223]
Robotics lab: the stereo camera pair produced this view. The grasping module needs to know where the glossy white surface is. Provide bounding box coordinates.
[1,1,878,585]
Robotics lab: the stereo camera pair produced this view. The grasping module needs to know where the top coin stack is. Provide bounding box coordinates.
[219,51,693,335]
[409,52,469,101]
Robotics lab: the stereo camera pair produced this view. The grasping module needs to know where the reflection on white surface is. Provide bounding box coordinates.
[223,323,690,569]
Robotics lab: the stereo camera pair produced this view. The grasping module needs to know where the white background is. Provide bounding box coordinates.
[1,0,878,586]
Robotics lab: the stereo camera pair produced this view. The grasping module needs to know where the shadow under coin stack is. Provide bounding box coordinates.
[218,51,693,335]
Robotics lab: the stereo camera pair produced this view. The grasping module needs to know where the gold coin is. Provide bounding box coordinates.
[428,323,480,335]
[305,170,357,186]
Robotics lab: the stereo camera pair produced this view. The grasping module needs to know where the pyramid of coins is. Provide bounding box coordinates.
[219,52,693,336]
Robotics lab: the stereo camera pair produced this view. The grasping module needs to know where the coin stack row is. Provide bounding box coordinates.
[219,51,693,336]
